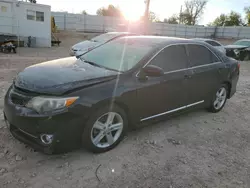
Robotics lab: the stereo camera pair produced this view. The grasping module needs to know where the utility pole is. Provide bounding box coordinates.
[144,0,150,20]
[179,5,182,24]
[143,0,150,34]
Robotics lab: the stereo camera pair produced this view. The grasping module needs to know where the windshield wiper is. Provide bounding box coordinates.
[80,57,122,72]
[83,60,102,68]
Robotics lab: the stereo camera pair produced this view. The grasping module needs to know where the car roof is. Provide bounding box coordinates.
[105,32,133,35]
[193,38,209,41]
[193,38,217,42]
[122,35,187,43]
[120,36,210,48]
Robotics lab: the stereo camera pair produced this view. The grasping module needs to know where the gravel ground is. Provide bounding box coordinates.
[0,35,250,188]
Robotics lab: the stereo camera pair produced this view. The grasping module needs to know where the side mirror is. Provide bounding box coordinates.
[141,65,164,77]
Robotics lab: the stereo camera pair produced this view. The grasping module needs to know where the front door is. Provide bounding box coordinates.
[136,44,189,121]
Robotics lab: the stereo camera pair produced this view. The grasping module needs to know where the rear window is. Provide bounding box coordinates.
[80,38,154,72]
[206,40,221,47]
[187,44,220,67]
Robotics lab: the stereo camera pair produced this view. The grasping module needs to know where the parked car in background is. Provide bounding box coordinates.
[193,38,226,54]
[4,36,239,154]
[70,32,134,56]
[225,39,250,61]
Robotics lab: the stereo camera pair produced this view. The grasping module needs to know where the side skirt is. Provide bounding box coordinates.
[140,100,204,122]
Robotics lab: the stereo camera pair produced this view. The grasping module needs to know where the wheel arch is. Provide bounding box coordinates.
[222,81,232,98]
[92,98,135,130]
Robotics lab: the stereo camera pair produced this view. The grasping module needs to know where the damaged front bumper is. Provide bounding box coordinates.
[226,47,250,61]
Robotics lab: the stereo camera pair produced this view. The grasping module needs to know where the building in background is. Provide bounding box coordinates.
[0,0,51,47]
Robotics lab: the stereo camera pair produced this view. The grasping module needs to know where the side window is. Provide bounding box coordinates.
[27,10,44,22]
[27,10,36,20]
[36,11,44,22]
[206,40,221,47]
[149,45,188,72]
[187,44,220,67]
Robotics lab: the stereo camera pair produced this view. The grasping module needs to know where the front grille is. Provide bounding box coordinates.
[11,97,27,106]
[10,86,35,106]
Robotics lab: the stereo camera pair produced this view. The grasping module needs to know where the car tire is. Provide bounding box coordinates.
[208,84,228,113]
[82,104,128,153]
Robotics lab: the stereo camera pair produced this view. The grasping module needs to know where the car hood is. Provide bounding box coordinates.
[14,57,118,95]
[224,45,248,50]
[72,40,102,51]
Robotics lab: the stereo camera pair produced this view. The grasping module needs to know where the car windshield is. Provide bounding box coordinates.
[80,38,154,72]
[233,40,250,47]
[90,33,122,43]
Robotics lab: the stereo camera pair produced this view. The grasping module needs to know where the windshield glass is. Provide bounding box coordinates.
[90,33,121,43]
[233,40,250,47]
[81,38,154,72]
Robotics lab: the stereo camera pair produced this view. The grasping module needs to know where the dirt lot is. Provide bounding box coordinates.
[0,33,250,188]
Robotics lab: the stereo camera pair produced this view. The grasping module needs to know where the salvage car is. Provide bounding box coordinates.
[193,38,226,54]
[225,39,250,61]
[70,32,134,56]
[4,36,240,154]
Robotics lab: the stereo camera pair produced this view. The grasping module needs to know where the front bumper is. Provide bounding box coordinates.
[4,117,55,154]
[3,90,85,154]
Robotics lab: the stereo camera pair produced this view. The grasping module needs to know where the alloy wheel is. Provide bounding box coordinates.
[91,112,124,148]
[213,87,227,110]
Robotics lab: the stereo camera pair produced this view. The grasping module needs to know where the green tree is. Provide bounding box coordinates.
[180,0,208,25]
[164,15,179,24]
[244,6,250,25]
[211,14,227,26]
[226,11,243,26]
[96,5,123,17]
[211,11,244,26]
[149,11,160,22]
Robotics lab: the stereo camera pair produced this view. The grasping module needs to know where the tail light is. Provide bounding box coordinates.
[237,62,240,69]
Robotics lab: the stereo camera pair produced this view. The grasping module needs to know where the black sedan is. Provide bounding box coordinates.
[4,36,240,154]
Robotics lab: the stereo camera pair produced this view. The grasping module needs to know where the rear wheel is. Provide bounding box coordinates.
[208,84,228,113]
[82,105,128,153]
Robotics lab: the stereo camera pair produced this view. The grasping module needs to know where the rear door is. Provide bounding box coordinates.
[185,44,224,105]
[136,44,189,121]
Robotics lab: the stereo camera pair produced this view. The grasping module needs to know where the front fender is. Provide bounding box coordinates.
[68,75,139,123]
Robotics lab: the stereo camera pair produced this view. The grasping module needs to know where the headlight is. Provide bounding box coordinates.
[26,96,79,113]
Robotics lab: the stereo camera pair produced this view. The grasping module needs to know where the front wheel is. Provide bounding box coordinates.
[208,84,228,113]
[82,105,128,153]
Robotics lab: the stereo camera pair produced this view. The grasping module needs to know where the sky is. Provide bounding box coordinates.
[38,0,250,25]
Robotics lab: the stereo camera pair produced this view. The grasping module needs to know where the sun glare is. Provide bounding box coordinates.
[122,5,143,21]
